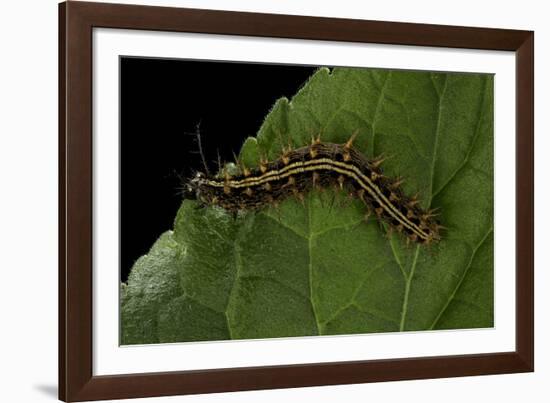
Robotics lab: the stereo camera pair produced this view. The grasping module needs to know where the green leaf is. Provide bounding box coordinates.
[121,67,493,344]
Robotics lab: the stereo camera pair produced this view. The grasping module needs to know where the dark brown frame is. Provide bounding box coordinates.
[59,1,534,401]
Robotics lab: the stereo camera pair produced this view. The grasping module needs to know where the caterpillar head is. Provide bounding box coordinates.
[183,171,207,200]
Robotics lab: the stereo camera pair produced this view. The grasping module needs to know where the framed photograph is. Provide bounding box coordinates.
[59,1,534,401]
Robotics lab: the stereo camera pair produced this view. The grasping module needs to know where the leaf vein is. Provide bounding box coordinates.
[429,229,493,329]
[428,75,448,202]
[399,245,420,331]
[389,234,407,279]
[223,220,251,339]
[307,202,322,334]
[371,71,391,155]
[432,76,490,199]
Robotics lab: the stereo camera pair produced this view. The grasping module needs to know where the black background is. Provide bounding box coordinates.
[120,57,317,281]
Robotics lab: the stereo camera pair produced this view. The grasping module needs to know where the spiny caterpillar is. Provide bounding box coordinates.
[185,134,442,245]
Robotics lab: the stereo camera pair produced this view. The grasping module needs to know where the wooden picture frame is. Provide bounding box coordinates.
[59,1,534,401]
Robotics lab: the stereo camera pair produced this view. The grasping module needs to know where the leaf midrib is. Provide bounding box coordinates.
[397,74,450,332]
[307,199,322,334]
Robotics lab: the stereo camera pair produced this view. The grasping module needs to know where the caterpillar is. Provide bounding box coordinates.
[185,134,442,245]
